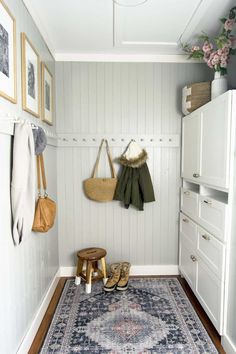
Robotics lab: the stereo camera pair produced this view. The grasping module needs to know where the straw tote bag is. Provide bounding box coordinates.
[32,154,56,232]
[84,139,117,202]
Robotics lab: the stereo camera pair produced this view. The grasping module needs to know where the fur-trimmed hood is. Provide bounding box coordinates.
[119,141,148,168]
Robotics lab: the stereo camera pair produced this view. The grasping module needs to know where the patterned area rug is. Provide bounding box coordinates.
[40,278,217,353]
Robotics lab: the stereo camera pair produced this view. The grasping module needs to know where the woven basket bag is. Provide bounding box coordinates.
[84,139,117,202]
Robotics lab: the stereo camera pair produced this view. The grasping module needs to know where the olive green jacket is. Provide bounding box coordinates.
[114,163,155,211]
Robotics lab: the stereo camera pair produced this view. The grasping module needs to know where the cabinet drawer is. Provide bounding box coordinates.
[197,226,225,280]
[198,196,227,242]
[181,188,198,219]
[180,213,197,247]
[196,257,224,334]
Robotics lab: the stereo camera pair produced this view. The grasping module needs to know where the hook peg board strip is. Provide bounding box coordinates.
[57,134,180,147]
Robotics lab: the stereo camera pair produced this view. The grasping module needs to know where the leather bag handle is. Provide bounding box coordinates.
[36,154,47,196]
[92,139,116,178]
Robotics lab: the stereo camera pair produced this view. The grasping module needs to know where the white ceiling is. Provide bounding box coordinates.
[22,0,236,61]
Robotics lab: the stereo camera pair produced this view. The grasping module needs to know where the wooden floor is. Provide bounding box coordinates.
[29,276,226,354]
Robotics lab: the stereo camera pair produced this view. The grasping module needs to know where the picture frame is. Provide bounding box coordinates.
[21,32,40,117]
[41,62,53,125]
[0,0,17,103]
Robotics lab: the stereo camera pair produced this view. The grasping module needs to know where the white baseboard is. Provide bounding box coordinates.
[60,265,179,277]
[222,335,236,354]
[17,269,60,354]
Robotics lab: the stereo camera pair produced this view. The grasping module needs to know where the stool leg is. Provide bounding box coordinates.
[75,258,83,285]
[86,261,93,294]
[100,257,108,285]
[92,261,98,276]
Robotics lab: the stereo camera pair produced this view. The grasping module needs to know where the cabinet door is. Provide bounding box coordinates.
[197,226,225,280]
[180,212,198,247]
[198,195,228,242]
[195,257,224,334]
[179,233,197,290]
[200,93,231,189]
[182,113,201,181]
[181,188,198,220]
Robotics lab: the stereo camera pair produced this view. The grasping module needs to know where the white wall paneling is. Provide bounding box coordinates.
[56,62,211,268]
[0,132,58,354]
[0,0,58,353]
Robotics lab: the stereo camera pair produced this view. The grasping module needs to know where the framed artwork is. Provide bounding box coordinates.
[41,62,53,125]
[21,32,40,117]
[0,0,16,103]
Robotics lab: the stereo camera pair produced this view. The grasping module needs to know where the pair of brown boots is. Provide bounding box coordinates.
[104,262,131,292]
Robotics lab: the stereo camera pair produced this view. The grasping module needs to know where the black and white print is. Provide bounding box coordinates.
[0,23,9,77]
[45,80,50,110]
[27,60,35,99]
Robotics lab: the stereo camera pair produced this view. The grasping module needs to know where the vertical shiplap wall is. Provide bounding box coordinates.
[56,62,210,267]
[0,0,58,353]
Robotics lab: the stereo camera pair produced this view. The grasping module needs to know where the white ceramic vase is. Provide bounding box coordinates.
[211,71,228,100]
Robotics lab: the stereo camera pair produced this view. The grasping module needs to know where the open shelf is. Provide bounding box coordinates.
[200,186,228,204]
[183,181,200,194]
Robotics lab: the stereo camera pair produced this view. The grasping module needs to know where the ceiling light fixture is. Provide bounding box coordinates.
[113,0,148,7]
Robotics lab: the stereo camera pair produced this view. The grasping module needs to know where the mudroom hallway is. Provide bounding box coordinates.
[0,0,236,353]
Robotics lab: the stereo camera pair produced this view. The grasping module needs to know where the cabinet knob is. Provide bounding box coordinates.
[202,234,211,241]
[182,218,189,223]
[184,191,190,196]
[193,173,200,178]
[190,255,197,262]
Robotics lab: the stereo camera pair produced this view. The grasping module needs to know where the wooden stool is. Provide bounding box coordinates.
[75,247,107,293]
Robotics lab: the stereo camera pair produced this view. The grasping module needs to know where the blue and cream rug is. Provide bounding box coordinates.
[40,278,217,353]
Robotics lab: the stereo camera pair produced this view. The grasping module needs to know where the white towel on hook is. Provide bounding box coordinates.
[11,122,36,245]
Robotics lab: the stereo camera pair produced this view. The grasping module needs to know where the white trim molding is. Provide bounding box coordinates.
[221,335,236,354]
[54,53,200,63]
[60,265,179,277]
[17,269,60,354]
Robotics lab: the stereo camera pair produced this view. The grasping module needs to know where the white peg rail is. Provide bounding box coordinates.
[0,113,58,146]
[57,134,180,147]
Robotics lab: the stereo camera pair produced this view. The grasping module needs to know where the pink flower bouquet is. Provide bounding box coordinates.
[182,6,236,75]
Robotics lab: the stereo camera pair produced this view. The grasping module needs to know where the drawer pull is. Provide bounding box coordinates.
[190,255,197,262]
[203,199,212,205]
[182,218,189,223]
[193,173,200,178]
[183,191,190,196]
[202,234,211,241]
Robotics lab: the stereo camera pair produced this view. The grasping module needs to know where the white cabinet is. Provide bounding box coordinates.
[181,188,198,219]
[179,232,197,290]
[197,226,225,279]
[182,113,201,181]
[180,91,236,341]
[181,92,231,190]
[198,195,228,242]
[179,213,225,334]
[200,96,231,189]
[195,257,224,333]
[180,212,197,247]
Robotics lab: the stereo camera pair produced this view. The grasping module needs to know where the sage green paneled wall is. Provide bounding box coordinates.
[56,62,211,268]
